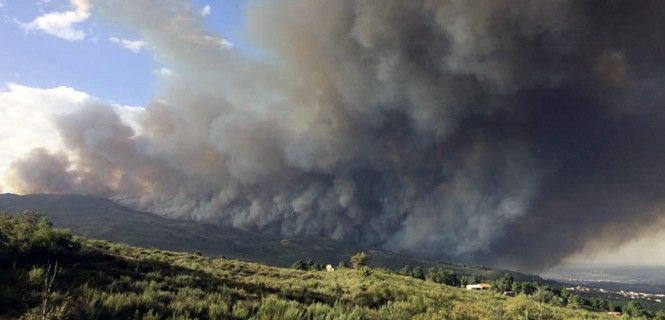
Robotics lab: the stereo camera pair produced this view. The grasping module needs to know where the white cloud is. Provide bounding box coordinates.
[109,37,147,53]
[154,67,174,77]
[179,33,232,50]
[201,4,211,16]
[0,0,4,8]
[112,104,145,134]
[20,0,91,41]
[203,35,232,49]
[0,83,144,192]
[0,84,90,189]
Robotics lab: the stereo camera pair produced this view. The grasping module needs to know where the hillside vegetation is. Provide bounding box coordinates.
[0,193,534,279]
[0,212,619,319]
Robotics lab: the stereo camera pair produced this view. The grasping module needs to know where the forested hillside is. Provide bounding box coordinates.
[0,193,527,278]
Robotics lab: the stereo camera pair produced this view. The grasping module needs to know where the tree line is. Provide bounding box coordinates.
[395,265,665,318]
[293,255,665,319]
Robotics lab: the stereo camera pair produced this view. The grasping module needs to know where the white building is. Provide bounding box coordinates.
[466,283,492,291]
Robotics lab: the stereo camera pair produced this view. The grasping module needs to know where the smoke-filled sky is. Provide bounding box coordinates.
[2,0,665,271]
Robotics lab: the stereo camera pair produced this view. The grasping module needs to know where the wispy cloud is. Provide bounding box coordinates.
[203,35,232,49]
[201,4,211,17]
[154,67,174,77]
[19,0,90,41]
[109,37,147,53]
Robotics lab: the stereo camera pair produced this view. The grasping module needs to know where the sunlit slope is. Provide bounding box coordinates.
[11,236,615,319]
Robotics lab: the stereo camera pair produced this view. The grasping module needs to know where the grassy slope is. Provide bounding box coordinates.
[17,237,611,319]
[0,193,417,267]
[0,193,537,282]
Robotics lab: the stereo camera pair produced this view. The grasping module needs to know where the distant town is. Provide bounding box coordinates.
[568,285,665,304]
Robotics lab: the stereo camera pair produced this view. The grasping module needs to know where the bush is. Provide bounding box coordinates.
[27,266,45,286]
[504,295,562,320]
[254,295,306,320]
[290,259,323,271]
[623,301,647,317]
[350,252,367,269]
[0,212,78,263]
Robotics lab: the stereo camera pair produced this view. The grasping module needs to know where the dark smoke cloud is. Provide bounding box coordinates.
[7,0,665,270]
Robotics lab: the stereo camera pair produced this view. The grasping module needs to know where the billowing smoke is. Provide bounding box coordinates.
[7,0,665,270]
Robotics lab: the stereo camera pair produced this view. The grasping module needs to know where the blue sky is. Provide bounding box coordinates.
[0,0,247,106]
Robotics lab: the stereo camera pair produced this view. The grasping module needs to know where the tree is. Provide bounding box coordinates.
[460,275,479,286]
[653,309,665,320]
[532,288,555,305]
[0,212,77,265]
[513,281,537,295]
[291,260,307,270]
[623,301,645,317]
[608,301,622,313]
[398,265,413,277]
[426,267,460,287]
[350,252,367,269]
[589,298,609,312]
[567,294,590,309]
[492,274,515,293]
[411,267,426,280]
[291,259,324,271]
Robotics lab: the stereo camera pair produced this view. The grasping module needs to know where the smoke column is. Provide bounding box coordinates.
[7,0,665,270]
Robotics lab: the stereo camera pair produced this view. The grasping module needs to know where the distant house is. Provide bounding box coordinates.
[466,283,492,291]
[325,264,335,272]
[607,311,621,316]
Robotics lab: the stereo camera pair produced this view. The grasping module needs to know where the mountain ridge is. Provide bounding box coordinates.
[0,193,474,272]
[0,193,544,282]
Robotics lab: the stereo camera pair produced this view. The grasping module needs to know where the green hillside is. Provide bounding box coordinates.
[0,194,534,281]
[0,212,618,319]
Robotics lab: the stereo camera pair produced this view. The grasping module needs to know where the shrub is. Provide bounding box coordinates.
[254,295,307,320]
[350,252,367,269]
[0,212,77,263]
[27,266,45,286]
[504,295,562,320]
[291,259,323,271]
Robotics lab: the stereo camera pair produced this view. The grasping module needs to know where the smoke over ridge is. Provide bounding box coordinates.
[6,0,665,270]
